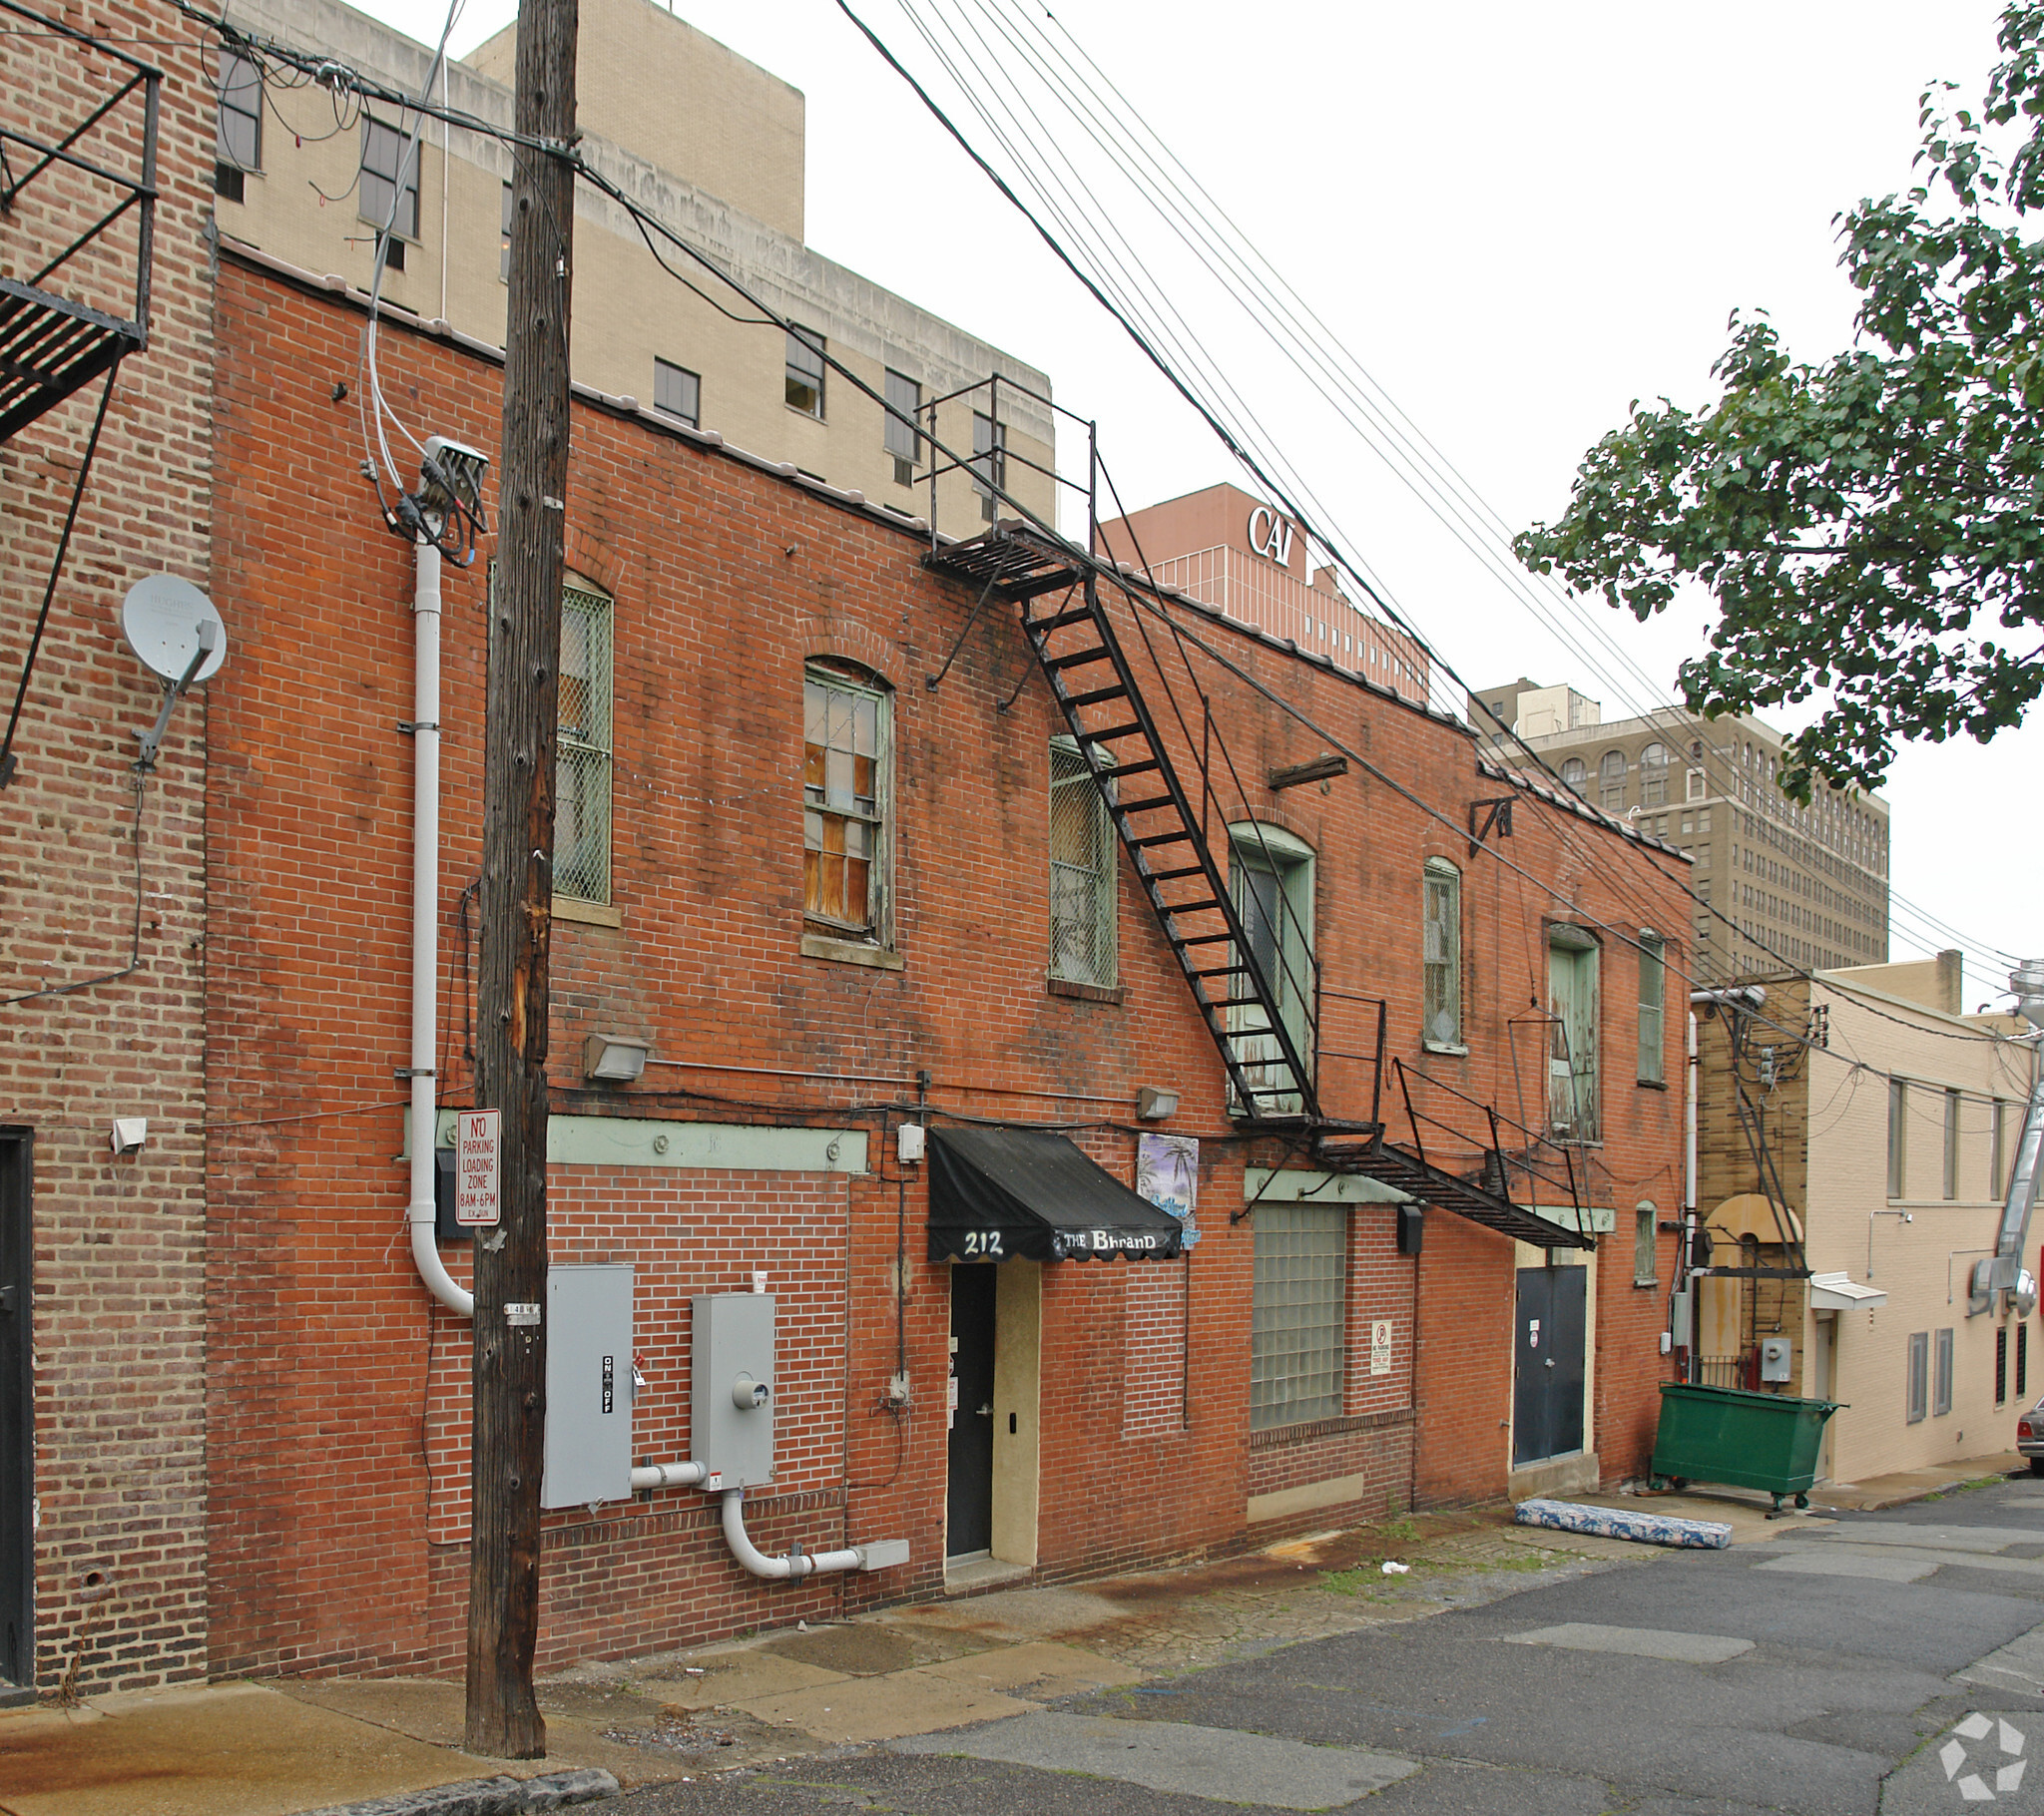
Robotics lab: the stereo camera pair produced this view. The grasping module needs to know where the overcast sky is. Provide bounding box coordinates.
[349,0,2041,1005]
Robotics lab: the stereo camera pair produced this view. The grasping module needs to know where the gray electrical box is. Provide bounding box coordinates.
[692,1292,775,1488]
[1668,1289,1692,1348]
[1759,1335,1792,1384]
[542,1264,634,1509]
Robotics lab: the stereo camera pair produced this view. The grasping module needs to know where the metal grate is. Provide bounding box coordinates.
[1250,1201,1346,1430]
[555,584,613,905]
[1048,737,1115,986]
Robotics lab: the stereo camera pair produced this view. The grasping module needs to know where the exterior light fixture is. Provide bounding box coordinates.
[582,1033,650,1084]
[1136,1087,1179,1122]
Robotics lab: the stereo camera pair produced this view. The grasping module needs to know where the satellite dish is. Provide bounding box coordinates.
[120,574,227,684]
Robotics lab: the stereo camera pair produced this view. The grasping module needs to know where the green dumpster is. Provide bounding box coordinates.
[1649,1382,1842,1511]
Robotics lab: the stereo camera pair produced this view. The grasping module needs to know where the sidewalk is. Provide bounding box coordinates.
[2,1463,2021,1816]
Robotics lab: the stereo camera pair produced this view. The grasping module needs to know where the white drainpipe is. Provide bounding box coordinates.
[720,1487,865,1580]
[406,540,473,1318]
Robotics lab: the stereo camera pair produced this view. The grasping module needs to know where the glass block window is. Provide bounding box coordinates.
[1048,737,1115,987]
[884,367,921,485]
[216,48,260,197]
[1421,858,1461,1048]
[1251,1200,1346,1430]
[359,116,419,238]
[785,326,824,417]
[1637,932,1666,1084]
[555,584,614,904]
[803,667,889,938]
[654,358,701,428]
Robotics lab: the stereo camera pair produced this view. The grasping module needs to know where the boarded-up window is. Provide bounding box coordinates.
[1251,1201,1345,1430]
[1933,1327,1953,1416]
[1906,1331,1928,1424]
[1888,1081,1908,1199]
[1634,1204,1657,1286]
[802,668,888,938]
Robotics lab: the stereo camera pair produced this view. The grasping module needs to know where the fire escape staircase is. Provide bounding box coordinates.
[926,520,1594,1251]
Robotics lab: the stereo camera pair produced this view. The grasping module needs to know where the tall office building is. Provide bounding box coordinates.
[1472,681,1890,980]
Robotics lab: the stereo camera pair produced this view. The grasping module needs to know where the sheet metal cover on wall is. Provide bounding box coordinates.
[927,1125,1186,1264]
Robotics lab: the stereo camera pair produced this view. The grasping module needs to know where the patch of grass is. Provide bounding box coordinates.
[1474,1550,1553,1572]
[1921,1475,2009,1502]
[1376,1517,1422,1543]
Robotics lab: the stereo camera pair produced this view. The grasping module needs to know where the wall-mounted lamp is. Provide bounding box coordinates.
[1136,1086,1180,1122]
[110,1118,148,1155]
[582,1033,650,1084]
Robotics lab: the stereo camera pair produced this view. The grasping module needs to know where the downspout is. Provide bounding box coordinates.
[1682,1007,1698,1382]
[407,539,472,1317]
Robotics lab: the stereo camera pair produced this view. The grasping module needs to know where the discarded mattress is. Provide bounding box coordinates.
[1515,1497,1732,1551]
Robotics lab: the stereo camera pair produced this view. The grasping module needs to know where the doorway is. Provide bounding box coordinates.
[1514,1264,1586,1465]
[1,1131,31,1692]
[946,1264,997,1559]
[1809,1315,1835,1480]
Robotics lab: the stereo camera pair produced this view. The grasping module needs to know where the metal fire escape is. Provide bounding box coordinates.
[0,0,158,786]
[919,377,1592,1251]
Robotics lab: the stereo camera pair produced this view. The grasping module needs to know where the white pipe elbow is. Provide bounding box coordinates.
[409,1205,474,1317]
[720,1489,861,1580]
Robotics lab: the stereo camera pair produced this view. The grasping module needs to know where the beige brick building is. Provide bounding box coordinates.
[1472,681,1889,981]
[214,0,1053,528]
[1692,959,2038,1485]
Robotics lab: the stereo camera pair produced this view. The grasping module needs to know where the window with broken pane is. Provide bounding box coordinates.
[803,668,888,938]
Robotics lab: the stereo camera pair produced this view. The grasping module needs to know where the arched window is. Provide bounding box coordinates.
[1599,749,1626,812]
[1422,858,1462,1049]
[1559,756,1588,794]
[1639,741,1668,806]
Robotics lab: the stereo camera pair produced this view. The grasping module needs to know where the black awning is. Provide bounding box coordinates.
[927,1126,1186,1263]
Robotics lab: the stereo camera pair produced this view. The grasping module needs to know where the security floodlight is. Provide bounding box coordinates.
[1136,1086,1180,1122]
[583,1033,649,1084]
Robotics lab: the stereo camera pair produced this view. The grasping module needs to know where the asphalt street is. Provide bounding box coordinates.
[614,1476,2044,1816]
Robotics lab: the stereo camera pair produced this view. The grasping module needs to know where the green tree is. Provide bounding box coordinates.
[1514,5,2044,799]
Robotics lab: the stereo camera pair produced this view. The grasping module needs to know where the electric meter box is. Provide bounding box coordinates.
[541,1264,634,1509]
[693,1292,776,1488]
[1759,1335,1793,1384]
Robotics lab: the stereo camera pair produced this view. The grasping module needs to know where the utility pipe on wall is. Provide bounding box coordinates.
[721,1488,864,1580]
[631,1462,705,1491]
[406,540,473,1318]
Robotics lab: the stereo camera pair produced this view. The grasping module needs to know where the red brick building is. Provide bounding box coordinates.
[195,240,1692,1680]
[0,1,218,1699]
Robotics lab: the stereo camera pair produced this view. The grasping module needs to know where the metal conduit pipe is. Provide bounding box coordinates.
[720,1488,863,1580]
[630,1462,706,1492]
[406,540,473,1318]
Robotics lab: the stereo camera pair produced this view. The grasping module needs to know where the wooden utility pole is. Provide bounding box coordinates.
[466,0,577,1760]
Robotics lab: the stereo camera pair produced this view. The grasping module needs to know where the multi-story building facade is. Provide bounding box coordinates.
[195,241,1694,1677]
[0,1,218,1698]
[1098,484,1430,705]
[215,0,1054,524]
[1473,680,1890,981]
[1691,958,2038,1484]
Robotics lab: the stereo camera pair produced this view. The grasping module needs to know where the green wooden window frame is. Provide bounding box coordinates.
[1637,932,1666,1084]
[555,583,614,905]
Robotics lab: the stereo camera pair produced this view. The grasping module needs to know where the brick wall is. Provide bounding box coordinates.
[206,251,1689,1674]
[0,4,216,1693]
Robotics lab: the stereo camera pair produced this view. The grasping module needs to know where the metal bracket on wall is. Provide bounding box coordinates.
[1467,795,1515,859]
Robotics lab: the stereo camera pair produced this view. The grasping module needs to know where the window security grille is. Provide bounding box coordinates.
[803,671,887,937]
[884,368,920,484]
[216,48,260,200]
[653,359,701,428]
[1934,1327,1953,1417]
[1251,1201,1345,1430]
[2020,1323,2030,1401]
[1997,1326,2010,1407]
[785,326,824,417]
[1048,739,1115,988]
[1421,860,1460,1047]
[1905,1331,1927,1424]
[555,586,614,905]
[359,117,420,239]
[1637,933,1666,1084]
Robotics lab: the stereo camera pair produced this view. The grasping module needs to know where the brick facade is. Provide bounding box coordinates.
[0,5,217,1695]
[201,246,1689,1678]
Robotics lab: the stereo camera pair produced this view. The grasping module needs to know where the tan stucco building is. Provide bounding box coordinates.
[1692,958,2038,1485]
[214,0,1053,524]
[1472,681,1889,981]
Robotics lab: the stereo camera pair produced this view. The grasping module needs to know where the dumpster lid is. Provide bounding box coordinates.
[1809,1271,1886,1312]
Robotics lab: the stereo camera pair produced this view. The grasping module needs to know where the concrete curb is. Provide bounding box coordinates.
[295,1766,619,1816]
